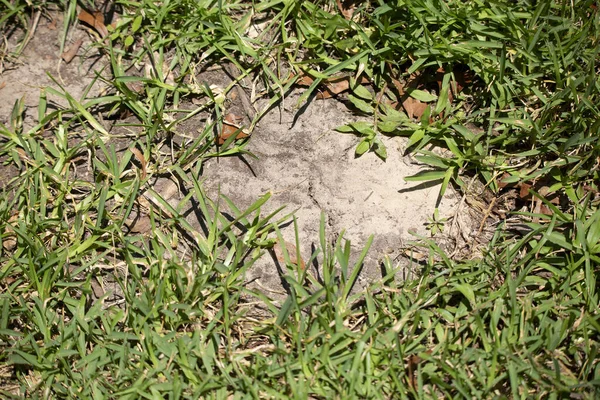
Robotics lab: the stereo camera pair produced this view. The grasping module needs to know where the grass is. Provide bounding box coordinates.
[1,0,599,398]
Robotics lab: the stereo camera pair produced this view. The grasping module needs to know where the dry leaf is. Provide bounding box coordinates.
[407,354,421,390]
[78,9,108,38]
[336,0,356,19]
[2,213,19,253]
[294,73,371,99]
[130,147,147,179]
[295,74,316,86]
[61,38,84,63]
[435,66,474,103]
[0,81,6,90]
[497,172,512,190]
[390,65,475,120]
[389,75,431,119]
[91,279,105,298]
[317,80,350,99]
[217,113,250,145]
[224,112,243,125]
[402,97,430,120]
[273,240,306,270]
[519,182,532,199]
[402,248,427,262]
[406,351,431,390]
[583,184,599,195]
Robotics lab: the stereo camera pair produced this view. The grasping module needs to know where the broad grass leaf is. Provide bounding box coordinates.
[453,282,476,306]
[434,72,451,114]
[352,84,373,100]
[585,209,600,249]
[131,15,143,33]
[407,129,425,148]
[404,169,446,182]
[407,89,437,102]
[348,94,374,113]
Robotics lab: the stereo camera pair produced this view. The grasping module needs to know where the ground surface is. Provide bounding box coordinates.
[0,12,465,297]
[200,92,458,294]
[2,2,599,398]
[0,13,102,128]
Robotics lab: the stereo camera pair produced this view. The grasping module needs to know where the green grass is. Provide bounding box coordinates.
[1,0,599,398]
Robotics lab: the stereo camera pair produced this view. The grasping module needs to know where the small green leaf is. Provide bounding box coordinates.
[132,15,143,33]
[124,36,134,47]
[352,84,373,100]
[377,120,399,133]
[407,129,425,148]
[336,124,354,133]
[453,283,476,307]
[407,89,437,102]
[348,94,374,113]
[349,121,373,132]
[355,139,370,156]
[374,140,387,160]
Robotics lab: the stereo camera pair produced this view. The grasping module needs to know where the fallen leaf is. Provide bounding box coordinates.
[61,38,84,63]
[295,74,316,86]
[336,0,356,20]
[539,203,552,215]
[293,73,371,99]
[224,112,244,125]
[497,172,512,190]
[0,81,5,90]
[130,147,147,179]
[583,184,598,194]
[3,277,16,285]
[78,9,108,38]
[91,279,105,298]
[401,97,430,120]
[273,240,306,270]
[407,354,421,390]
[317,78,351,99]
[217,113,250,145]
[519,182,532,199]
[389,75,431,119]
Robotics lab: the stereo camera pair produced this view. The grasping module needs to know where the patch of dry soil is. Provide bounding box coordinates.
[0,12,104,129]
[197,93,459,296]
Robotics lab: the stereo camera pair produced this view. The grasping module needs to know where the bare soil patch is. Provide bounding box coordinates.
[0,11,105,129]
